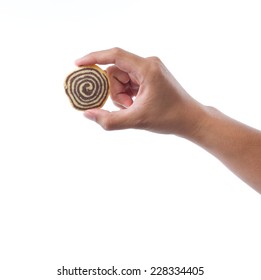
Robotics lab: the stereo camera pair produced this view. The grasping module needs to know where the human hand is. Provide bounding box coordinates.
[75,48,207,138]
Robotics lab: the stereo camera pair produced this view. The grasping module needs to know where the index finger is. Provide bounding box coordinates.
[75,47,145,81]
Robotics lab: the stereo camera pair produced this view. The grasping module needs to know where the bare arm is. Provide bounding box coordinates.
[192,107,261,192]
[75,48,261,194]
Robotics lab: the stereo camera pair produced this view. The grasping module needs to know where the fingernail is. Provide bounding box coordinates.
[115,101,129,109]
[75,59,82,66]
[75,56,86,66]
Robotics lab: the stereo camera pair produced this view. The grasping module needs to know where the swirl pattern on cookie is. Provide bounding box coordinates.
[64,65,109,110]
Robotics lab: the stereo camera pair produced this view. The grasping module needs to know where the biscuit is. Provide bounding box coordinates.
[64,65,109,110]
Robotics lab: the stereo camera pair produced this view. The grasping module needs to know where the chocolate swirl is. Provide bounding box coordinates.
[64,66,109,110]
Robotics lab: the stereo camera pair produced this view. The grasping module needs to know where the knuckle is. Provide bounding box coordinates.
[147,62,162,76]
[144,56,166,79]
[111,47,123,56]
[105,65,116,76]
[100,118,114,131]
[147,56,162,64]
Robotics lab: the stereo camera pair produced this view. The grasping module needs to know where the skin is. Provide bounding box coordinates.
[75,47,261,194]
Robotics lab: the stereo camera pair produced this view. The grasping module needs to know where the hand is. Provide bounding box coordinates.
[75,48,261,193]
[75,47,206,138]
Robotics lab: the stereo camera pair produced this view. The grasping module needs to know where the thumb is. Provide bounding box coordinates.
[83,108,134,131]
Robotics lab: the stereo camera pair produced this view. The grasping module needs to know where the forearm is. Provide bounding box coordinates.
[190,106,261,193]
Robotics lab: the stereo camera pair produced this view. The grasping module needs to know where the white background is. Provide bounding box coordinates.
[0,0,261,279]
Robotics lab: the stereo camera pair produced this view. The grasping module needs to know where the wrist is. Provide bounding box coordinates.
[185,105,216,141]
[171,98,211,141]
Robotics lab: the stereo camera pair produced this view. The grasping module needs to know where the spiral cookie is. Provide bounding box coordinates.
[64,65,109,110]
